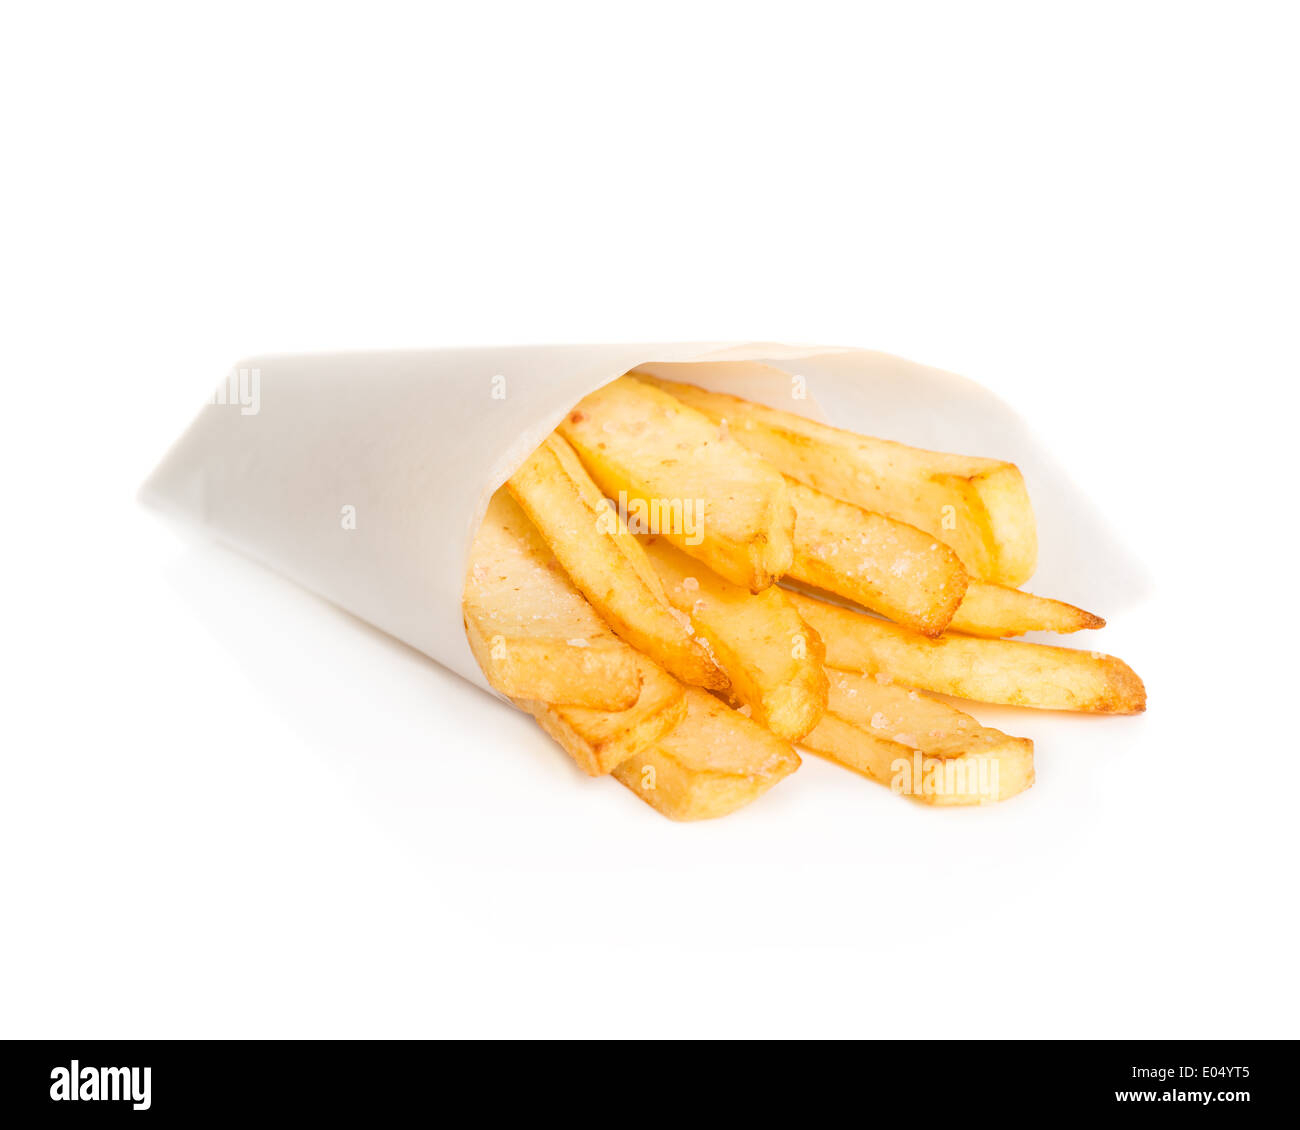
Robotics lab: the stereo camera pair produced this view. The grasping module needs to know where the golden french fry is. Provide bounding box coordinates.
[612,687,800,821]
[507,433,726,691]
[788,591,1146,714]
[463,491,642,710]
[803,670,1035,805]
[558,376,794,591]
[521,653,687,776]
[949,581,1105,637]
[785,478,968,637]
[641,534,827,741]
[639,371,1036,586]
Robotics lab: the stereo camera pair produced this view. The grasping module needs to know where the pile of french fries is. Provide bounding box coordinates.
[463,372,1145,820]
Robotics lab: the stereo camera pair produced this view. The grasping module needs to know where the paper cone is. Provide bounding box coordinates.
[140,342,1145,696]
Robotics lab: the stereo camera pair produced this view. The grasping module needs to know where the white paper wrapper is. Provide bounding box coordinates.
[141,342,1145,697]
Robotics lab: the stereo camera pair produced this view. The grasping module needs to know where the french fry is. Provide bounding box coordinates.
[641,535,828,741]
[558,376,795,591]
[639,372,1036,586]
[803,670,1035,805]
[785,478,968,637]
[949,581,1105,638]
[786,482,1096,639]
[612,687,800,820]
[520,652,687,776]
[463,491,642,710]
[507,433,726,691]
[788,591,1146,713]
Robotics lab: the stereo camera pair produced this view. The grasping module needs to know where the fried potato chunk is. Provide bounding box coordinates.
[464,491,641,710]
[558,376,794,591]
[612,687,800,820]
[520,653,687,776]
[785,478,968,637]
[949,581,1105,637]
[641,373,1036,586]
[788,591,1146,713]
[641,535,828,741]
[507,433,726,691]
[803,670,1035,804]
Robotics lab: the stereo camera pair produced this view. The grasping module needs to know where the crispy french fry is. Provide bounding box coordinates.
[788,591,1146,713]
[785,478,968,637]
[803,670,1035,805]
[463,491,642,710]
[641,535,828,741]
[791,497,1102,640]
[558,376,795,591]
[521,653,687,776]
[507,433,726,691]
[612,687,800,820]
[639,372,1036,586]
[949,581,1105,638]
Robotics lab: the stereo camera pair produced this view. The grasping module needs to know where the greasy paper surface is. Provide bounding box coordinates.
[140,343,1144,696]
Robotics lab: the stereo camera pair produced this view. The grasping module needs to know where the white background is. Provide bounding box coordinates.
[2,1,1297,1038]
